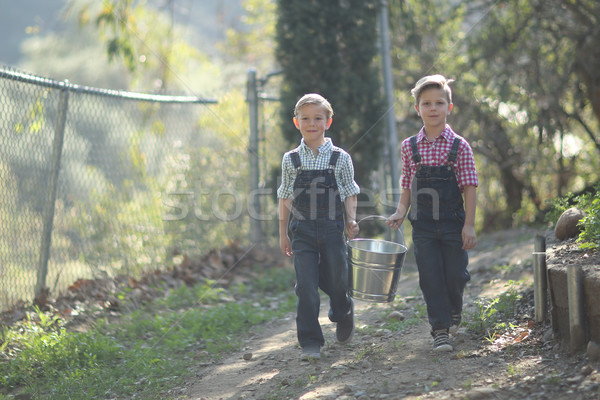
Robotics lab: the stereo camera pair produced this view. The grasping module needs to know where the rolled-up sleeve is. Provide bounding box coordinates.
[456,141,479,188]
[337,153,360,201]
[277,153,295,199]
[400,139,414,190]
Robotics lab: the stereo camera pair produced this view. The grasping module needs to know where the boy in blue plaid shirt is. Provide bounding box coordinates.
[278,93,360,360]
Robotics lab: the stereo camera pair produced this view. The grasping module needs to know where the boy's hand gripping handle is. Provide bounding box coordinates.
[354,215,405,245]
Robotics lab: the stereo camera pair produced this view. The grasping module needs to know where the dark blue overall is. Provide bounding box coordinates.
[289,150,352,348]
[408,136,471,331]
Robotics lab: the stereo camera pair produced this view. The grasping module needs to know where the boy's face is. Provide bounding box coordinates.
[415,87,453,129]
[293,103,332,143]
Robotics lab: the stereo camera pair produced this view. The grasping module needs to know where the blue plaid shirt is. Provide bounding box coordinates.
[277,138,360,201]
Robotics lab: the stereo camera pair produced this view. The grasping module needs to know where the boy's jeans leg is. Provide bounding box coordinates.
[413,219,469,331]
[292,221,324,348]
[441,227,470,318]
[316,219,352,323]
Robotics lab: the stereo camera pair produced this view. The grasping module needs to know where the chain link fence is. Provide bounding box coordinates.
[0,65,254,312]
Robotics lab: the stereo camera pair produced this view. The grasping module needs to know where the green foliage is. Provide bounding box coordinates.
[68,182,167,276]
[159,280,228,309]
[222,0,278,72]
[160,91,252,257]
[576,190,600,250]
[75,0,203,90]
[0,267,296,399]
[468,297,499,337]
[0,312,124,394]
[546,185,600,250]
[387,0,600,229]
[544,192,575,225]
[89,0,139,72]
[461,0,600,225]
[466,280,524,339]
[491,263,523,276]
[495,282,524,317]
[63,91,255,277]
[0,162,42,274]
[356,343,384,361]
[251,266,296,294]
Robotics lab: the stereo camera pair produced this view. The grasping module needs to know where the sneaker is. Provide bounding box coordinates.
[336,299,355,344]
[301,345,321,360]
[449,314,462,335]
[432,329,453,352]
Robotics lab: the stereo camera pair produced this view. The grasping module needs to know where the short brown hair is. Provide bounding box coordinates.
[411,75,454,105]
[294,93,334,119]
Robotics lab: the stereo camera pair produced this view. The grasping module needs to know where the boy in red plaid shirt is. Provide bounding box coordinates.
[387,75,478,352]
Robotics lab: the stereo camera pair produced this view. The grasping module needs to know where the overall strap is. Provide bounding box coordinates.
[329,150,341,167]
[447,138,461,163]
[410,136,421,164]
[290,151,301,169]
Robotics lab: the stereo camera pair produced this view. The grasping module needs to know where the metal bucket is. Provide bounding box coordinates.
[347,216,407,303]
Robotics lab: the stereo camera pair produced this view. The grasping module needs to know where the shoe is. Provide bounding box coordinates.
[449,314,462,335]
[336,299,355,344]
[301,345,321,360]
[432,329,453,352]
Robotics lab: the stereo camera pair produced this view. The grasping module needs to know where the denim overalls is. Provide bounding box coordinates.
[408,136,471,331]
[289,150,352,348]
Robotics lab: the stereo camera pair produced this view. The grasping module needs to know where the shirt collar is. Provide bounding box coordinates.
[300,137,333,155]
[416,125,455,143]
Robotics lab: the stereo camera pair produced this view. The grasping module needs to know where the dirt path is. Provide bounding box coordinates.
[180,228,600,400]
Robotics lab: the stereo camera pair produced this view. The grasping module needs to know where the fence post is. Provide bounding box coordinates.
[567,264,586,352]
[247,69,262,243]
[35,81,70,302]
[533,234,547,322]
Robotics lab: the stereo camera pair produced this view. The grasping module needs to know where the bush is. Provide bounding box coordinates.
[546,185,600,250]
[575,190,600,250]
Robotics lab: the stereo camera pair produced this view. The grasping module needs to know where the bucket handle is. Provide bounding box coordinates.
[355,215,405,245]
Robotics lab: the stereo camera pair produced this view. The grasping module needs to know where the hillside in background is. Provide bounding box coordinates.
[0,0,244,67]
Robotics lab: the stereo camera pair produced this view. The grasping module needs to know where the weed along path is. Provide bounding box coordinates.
[182,228,600,400]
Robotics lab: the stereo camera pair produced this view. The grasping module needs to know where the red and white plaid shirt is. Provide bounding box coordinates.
[400,125,479,191]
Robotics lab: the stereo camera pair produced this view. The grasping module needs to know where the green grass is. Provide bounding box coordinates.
[466,280,526,339]
[0,267,296,399]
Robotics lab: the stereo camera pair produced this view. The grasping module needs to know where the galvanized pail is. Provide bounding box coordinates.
[347,216,407,303]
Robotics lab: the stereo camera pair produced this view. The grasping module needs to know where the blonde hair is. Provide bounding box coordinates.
[411,75,454,105]
[294,93,334,119]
